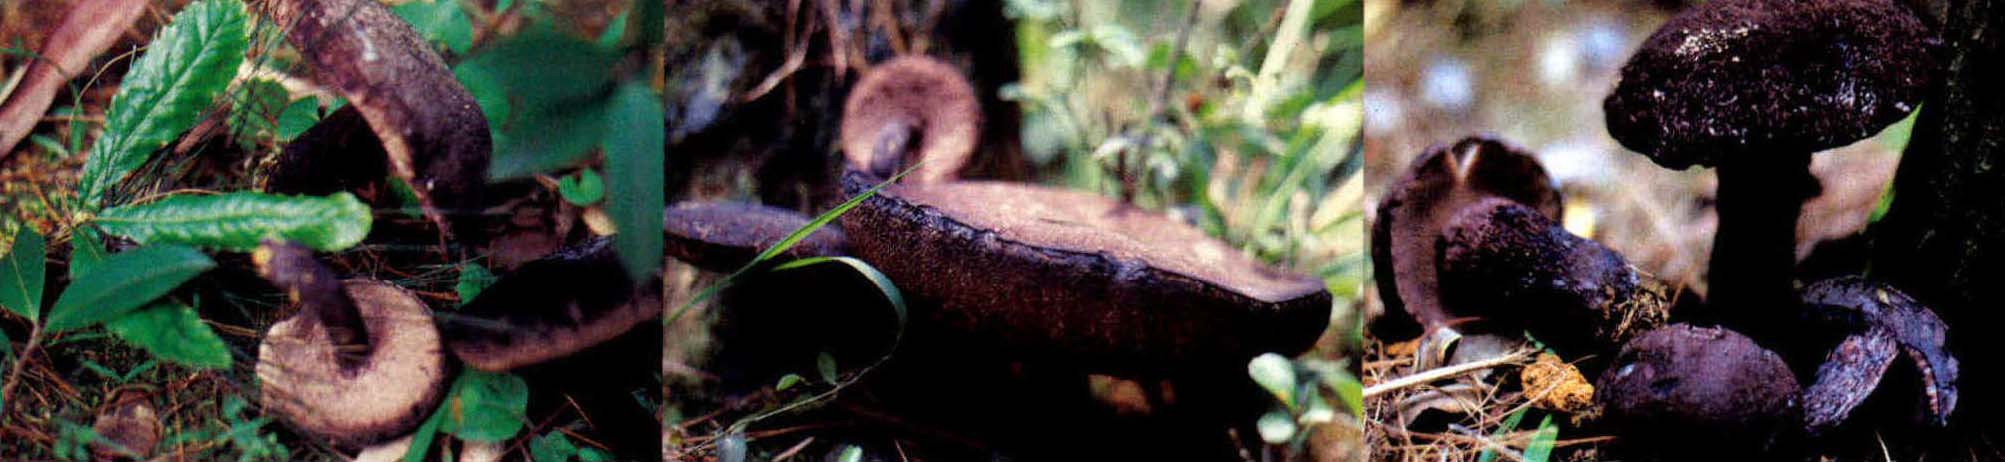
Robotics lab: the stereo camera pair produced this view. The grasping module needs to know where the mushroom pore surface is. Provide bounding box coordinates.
[1602,0,1938,169]
[257,281,447,449]
[840,171,1330,371]
[1371,136,1561,338]
[840,56,980,183]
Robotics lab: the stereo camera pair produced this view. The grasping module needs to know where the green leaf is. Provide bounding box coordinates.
[403,399,447,462]
[456,262,496,307]
[275,98,320,141]
[392,0,473,54]
[578,448,611,462]
[530,431,580,462]
[1523,415,1559,462]
[488,100,609,179]
[557,169,605,206]
[226,78,289,149]
[1248,353,1297,407]
[104,301,230,369]
[602,82,664,282]
[1476,408,1527,462]
[455,27,619,112]
[69,227,107,279]
[1255,409,1296,444]
[439,370,530,442]
[96,192,373,252]
[836,445,863,462]
[0,227,46,323]
[816,352,839,385]
[77,0,248,208]
[44,245,215,333]
[774,373,804,391]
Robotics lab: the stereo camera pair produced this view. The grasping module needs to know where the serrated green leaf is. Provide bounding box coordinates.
[456,262,496,307]
[0,227,46,323]
[392,0,473,54]
[104,301,230,369]
[439,370,530,442]
[603,82,663,282]
[78,0,248,208]
[44,245,215,333]
[96,192,372,252]
[557,169,605,205]
[530,431,580,462]
[226,78,289,149]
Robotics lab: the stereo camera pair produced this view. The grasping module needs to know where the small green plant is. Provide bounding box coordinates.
[1247,352,1363,449]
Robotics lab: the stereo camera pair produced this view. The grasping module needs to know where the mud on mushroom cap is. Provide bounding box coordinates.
[840,56,981,183]
[1603,0,1938,169]
[254,242,447,449]
[838,170,1330,371]
[1370,136,1562,338]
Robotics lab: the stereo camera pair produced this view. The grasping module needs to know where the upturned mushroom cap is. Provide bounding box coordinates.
[838,170,1330,371]
[1370,136,1562,337]
[255,0,491,236]
[1596,323,1801,448]
[1438,197,1670,356]
[840,56,981,183]
[257,280,448,448]
[1798,276,1958,433]
[1603,0,1938,169]
[443,237,661,371]
[663,201,848,272]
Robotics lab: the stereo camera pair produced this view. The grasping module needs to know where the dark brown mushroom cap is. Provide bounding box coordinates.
[1603,0,1938,169]
[1596,324,1801,447]
[255,0,491,236]
[1798,276,1958,432]
[840,56,980,183]
[443,237,660,371]
[256,280,448,449]
[663,201,849,272]
[838,170,1330,371]
[1438,198,1670,356]
[1370,136,1561,337]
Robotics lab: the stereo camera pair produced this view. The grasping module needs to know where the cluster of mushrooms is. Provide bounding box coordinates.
[235,0,660,457]
[666,56,1332,406]
[1374,0,1958,454]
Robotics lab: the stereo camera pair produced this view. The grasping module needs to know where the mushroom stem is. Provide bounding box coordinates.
[870,118,919,178]
[254,240,372,363]
[1709,152,1815,338]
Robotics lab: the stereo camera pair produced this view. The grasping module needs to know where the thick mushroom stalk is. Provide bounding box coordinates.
[1798,276,1958,434]
[254,0,491,237]
[253,241,447,449]
[1603,0,1938,333]
[840,56,980,183]
[1437,198,1671,356]
[442,237,660,371]
[1371,136,1562,339]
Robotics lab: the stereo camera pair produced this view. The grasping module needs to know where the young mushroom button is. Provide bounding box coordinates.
[1602,0,1938,329]
[840,56,981,183]
[252,241,448,449]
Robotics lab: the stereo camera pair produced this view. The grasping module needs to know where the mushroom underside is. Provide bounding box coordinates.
[257,281,448,449]
[839,171,1330,371]
[839,56,981,183]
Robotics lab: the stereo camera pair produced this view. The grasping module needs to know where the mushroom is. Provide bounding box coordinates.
[1602,0,1938,330]
[253,240,448,449]
[1437,197,1671,356]
[1596,323,1802,451]
[1797,276,1957,434]
[89,388,160,461]
[442,237,660,371]
[839,56,980,183]
[837,169,1331,371]
[254,0,491,238]
[1370,136,1562,340]
[663,201,848,272]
